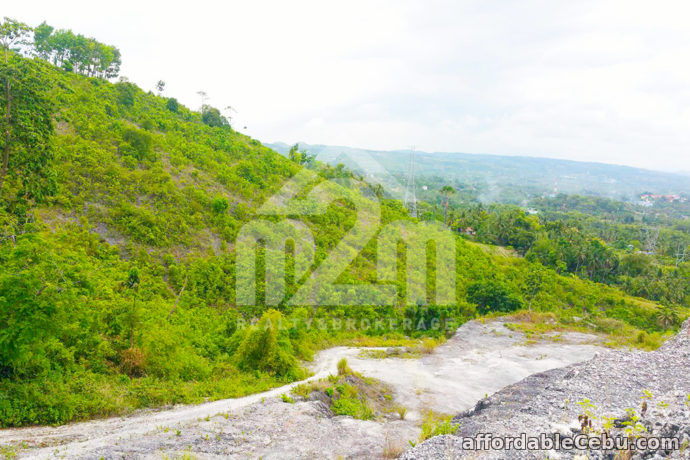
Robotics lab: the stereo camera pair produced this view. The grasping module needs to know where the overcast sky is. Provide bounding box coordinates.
[7,0,690,172]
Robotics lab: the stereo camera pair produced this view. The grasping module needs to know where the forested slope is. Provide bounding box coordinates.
[0,38,683,427]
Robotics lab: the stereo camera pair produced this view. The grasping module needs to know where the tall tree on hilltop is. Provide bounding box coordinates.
[0,18,31,63]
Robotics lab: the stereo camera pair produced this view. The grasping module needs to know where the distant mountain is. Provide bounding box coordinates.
[266,142,690,203]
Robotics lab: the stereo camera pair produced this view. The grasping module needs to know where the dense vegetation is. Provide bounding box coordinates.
[0,18,686,428]
[268,143,690,202]
[445,200,689,313]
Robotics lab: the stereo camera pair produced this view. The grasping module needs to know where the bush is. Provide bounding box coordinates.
[116,82,136,107]
[120,126,154,161]
[166,97,179,113]
[331,396,374,420]
[466,280,522,315]
[232,310,304,380]
[201,106,229,128]
[211,196,230,214]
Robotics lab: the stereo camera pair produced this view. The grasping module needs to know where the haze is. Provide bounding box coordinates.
[6,0,690,172]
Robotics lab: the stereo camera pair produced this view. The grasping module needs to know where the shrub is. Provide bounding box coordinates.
[331,396,374,420]
[337,358,350,376]
[211,196,230,214]
[120,347,147,377]
[466,280,522,314]
[116,82,136,107]
[419,411,459,442]
[166,97,179,113]
[120,126,154,161]
[233,310,304,380]
[201,106,228,128]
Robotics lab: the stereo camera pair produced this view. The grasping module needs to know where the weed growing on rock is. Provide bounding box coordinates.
[418,410,459,443]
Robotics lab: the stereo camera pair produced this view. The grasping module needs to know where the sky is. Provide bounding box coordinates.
[6,0,690,173]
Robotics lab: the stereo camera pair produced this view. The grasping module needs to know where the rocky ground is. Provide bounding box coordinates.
[0,320,608,459]
[402,320,690,460]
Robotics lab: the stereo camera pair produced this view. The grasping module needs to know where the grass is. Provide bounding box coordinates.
[337,358,351,376]
[290,367,395,421]
[0,445,18,460]
[418,410,459,443]
[358,337,445,360]
[502,310,679,351]
[382,436,406,459]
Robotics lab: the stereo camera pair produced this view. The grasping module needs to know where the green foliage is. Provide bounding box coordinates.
[331,394,374,420]
[166,97,179,113]
[120,126,154,162]
[418,411,459,442]
[337,358,350,376]
[116,82,136,106]
[0,33,684,429]
[232,310,305,380]
[32,21,120,78]
[201,106,228,128]
[466,280,522,314]
[0,55,55,207]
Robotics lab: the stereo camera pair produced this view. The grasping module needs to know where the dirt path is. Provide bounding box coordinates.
[0,319,607,459]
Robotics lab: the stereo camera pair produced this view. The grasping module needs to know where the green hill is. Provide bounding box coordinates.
[267,142,690,203]
[0,26,682,427]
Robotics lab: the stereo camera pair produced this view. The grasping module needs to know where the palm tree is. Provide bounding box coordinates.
[440,185,456,226]
[656,304,678,329]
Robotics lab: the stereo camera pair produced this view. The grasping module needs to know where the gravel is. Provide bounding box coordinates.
[401,320,690,459]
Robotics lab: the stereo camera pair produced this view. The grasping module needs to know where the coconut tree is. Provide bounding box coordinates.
[440,185,456,226]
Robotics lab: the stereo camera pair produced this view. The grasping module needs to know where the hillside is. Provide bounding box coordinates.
[267,142,690,203]
[0,49,682,428]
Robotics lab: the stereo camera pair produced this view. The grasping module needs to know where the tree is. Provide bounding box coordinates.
[32,22,54,59]
[155,80,165,95]
[288,143,315,167]
[656,304,678,329]
[201,105,229,128]
[122,268,140,348]
[0,18,31,63]
[30,22,121,79]
[0,57,54,204]
[523,265,547,310]
[440,185,455,226]
[166,97,179,113]
[466,280,522,315]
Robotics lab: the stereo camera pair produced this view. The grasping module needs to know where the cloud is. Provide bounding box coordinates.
[6,0,690,171]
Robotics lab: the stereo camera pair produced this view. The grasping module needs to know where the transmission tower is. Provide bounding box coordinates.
[403,149,417,218]
[676,242,687,268]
